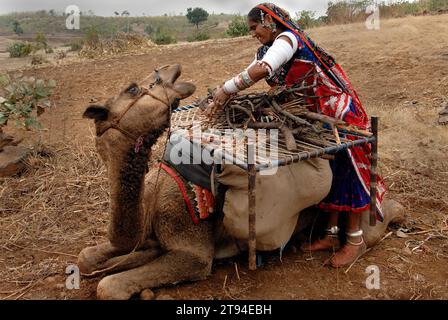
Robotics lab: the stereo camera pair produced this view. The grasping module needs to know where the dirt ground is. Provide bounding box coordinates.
[1,14,447,300]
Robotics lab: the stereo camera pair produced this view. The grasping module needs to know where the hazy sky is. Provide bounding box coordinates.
[0,0,332,17]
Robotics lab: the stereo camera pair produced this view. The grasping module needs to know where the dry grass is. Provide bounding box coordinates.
[79,33,155,59]
[0,139,109,299]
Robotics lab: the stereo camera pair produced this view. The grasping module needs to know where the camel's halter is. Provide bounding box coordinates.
[96,67,173,152]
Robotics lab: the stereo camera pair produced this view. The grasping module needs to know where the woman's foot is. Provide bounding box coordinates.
[301,235,340,252]
[330,237,367,268]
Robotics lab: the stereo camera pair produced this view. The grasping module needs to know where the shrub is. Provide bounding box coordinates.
[35,32,48,48]
[0,74,56,129]
[12,20,23,35]
[68,39,84,52]
[187,31,210,42]
[7,42,33,58]
[84,26,100,46]
[226,16,249,37]
[152,32,176,45]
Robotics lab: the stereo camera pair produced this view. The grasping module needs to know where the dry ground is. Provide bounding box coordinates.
[1,14,448,300]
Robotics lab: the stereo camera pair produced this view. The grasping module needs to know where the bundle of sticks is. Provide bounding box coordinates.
[199,86,372,151]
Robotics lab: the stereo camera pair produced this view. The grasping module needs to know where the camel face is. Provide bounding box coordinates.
[82,65,195,165]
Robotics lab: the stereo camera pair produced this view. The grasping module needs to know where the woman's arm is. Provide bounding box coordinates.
[213,35,296,106]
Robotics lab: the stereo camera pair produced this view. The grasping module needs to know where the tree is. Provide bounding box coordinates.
[226,15,249,37]
[121,10,131,33]
[295,10,317,29]
[186,7,209,29]
[12,21,23,35]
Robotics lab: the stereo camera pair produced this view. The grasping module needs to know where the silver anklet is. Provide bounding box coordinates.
[325,226,340,237]
[346,229,363,238]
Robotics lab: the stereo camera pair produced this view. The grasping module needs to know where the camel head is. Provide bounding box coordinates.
[83,64,196,163]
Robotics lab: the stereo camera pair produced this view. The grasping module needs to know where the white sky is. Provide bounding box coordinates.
[0,0,340,17]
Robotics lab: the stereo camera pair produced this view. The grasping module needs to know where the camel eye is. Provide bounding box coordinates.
[126,84,139,95]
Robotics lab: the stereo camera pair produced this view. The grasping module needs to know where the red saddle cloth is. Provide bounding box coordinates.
[155,162,214,225]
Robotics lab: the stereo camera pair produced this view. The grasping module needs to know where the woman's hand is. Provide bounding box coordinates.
[213,87,230,107]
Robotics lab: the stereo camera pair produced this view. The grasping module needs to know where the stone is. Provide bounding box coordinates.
[0,146,30,177]
[439,114,448,125]
[0,132,15,151]
[140,289,155,300]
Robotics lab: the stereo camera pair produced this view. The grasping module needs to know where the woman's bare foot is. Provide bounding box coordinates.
[330,238,367,268]
[301,235,340,252]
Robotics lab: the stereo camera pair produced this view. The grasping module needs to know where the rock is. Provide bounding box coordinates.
[438,102,448,125]
[0,146,30,177]
[441,101,448,110]
[140,289,155,300]
[0,132,18,151]
[438,114,448,125]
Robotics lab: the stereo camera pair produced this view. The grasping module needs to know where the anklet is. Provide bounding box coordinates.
[346,229,363,238]
[346,237,365,246]
[326,226,339,237]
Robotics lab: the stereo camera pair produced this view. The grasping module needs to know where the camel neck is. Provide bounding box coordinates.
[108,129,164,250]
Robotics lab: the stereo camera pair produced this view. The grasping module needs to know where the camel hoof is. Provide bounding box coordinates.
[77,242,118,275]
[97,275,135,300]
[383,199,406,225]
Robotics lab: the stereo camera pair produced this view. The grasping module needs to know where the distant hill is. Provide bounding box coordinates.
[0,12,237,42]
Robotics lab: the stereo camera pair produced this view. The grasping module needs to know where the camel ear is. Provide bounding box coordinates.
[83,105,109,121]
[173,82,196,99]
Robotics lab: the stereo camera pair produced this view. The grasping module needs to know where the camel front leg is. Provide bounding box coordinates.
[96,250,212,300]
[78,240,159,276]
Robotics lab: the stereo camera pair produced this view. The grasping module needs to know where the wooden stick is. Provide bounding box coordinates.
[370,117,378,227]
[247,143,257,271]
[333,126,341,145]
[234,263,241,281]
[8,243,78,258]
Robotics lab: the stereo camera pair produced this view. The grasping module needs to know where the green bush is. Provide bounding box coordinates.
[7,42,33,58]
[187,31,210,42]
[144,24,157,35]
[35,32,48,48]
[226,16,249,37]
[152,32,176,45]
[84,26,100,46]
[68,39,84,52]
[0,74,56,129]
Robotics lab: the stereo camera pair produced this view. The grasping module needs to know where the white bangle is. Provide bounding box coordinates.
[223,78,239,94]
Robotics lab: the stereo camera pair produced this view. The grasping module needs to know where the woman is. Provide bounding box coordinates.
[212,3,386,267]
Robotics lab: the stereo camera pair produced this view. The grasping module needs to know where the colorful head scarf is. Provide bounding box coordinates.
[256,3,348,92]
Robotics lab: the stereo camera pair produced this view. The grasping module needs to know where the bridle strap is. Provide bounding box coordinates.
[98,76,172,142]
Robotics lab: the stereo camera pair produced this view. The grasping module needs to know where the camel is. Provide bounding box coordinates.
[78,64,404,300]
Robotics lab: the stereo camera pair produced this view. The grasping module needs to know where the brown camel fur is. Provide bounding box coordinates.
[78,64,405,300]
